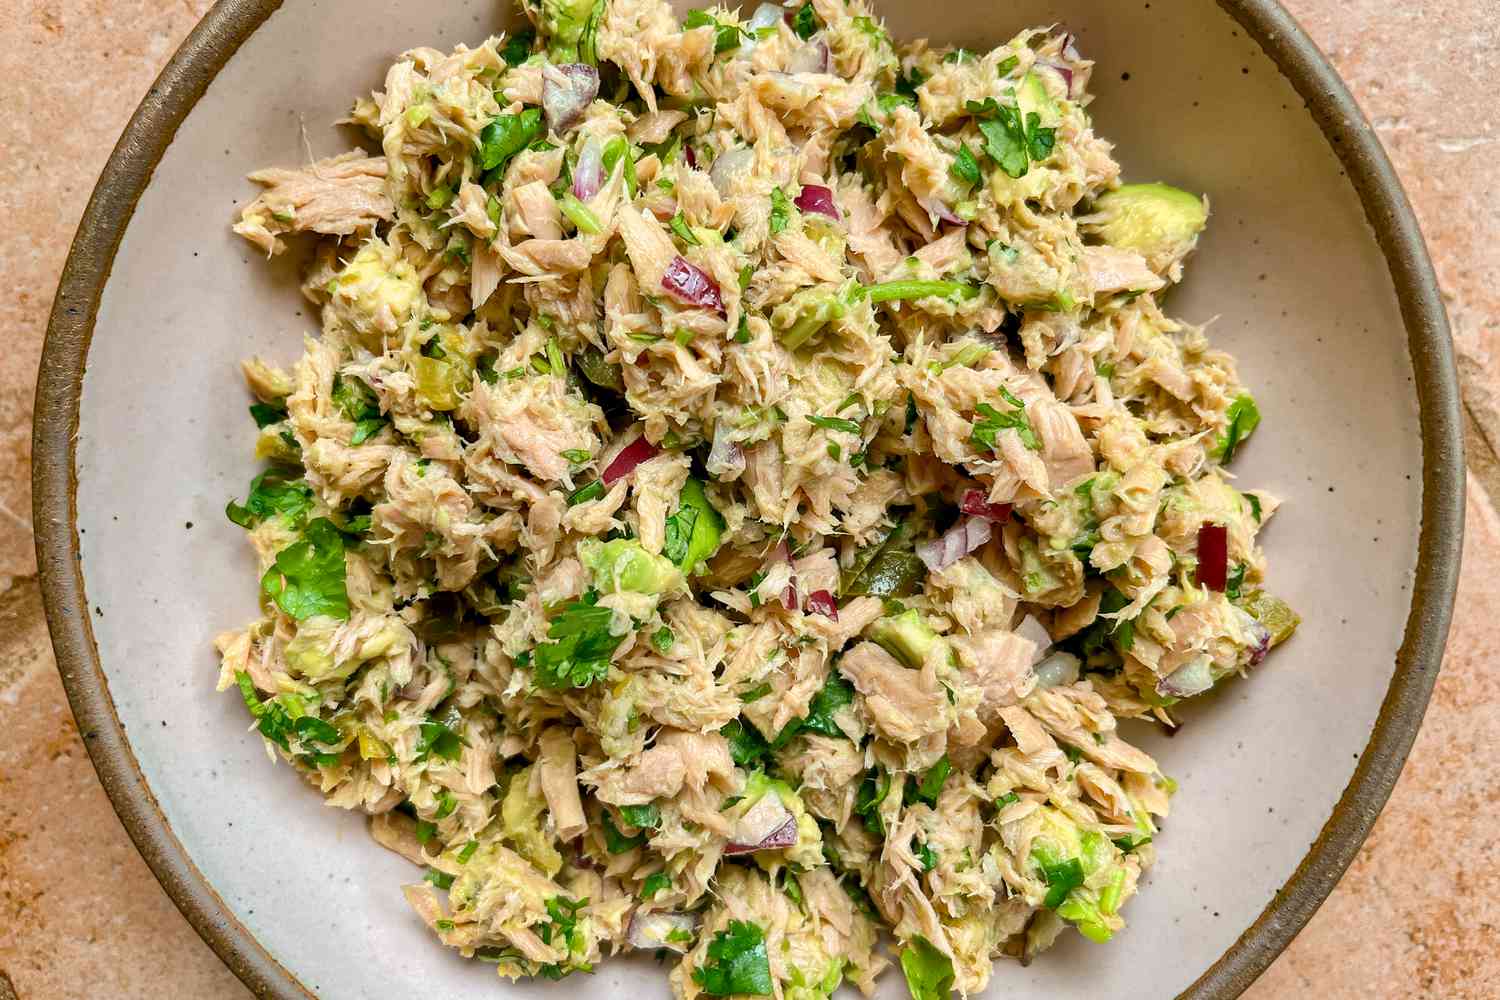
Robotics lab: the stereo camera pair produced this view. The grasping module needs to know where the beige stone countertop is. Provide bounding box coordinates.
[1,1,1495,997]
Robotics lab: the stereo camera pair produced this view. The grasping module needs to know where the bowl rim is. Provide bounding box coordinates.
[31,0,1463,997]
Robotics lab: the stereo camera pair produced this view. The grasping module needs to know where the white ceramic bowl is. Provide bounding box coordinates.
[35,1,1462,998]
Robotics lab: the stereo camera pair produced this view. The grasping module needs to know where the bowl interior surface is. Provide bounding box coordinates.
[72,1,1422,997]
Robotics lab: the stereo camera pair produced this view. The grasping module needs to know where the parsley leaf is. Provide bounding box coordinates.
[915,754,951,805]
[899,935,955,1000]
[531,591,622,689]
[949,142,981,187]
[641,871,672,899]
[619,803,662,830]
[480,108,544,175]
[723,717,770,768]
[260,518,350,621]
[970,389,1039,452]
[693,920,773,996]
[789,2,820,40]
[799,672,854,738]
[769,186,791,235]
[225,469,314,528]
[249,401,287,428]
[807,414,862,435]
[501,28,535,66]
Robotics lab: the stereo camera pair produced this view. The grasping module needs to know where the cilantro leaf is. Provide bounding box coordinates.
[799,672,854,738]
[1226,562,1248,601]
[723,717,770,768]
[501,29,535,66]
[770,186,791,234]
[651,626,675,654]
[684,8,750,53]
[332,374,387,445]
[480,108,544,175]
[601,810,646,854]
[898,935,955,1000]
[916,840,939,872]
[949,143,981,187]
[970,392,1039,452]
[619,803,661,829]
[807,414,862,435]
[260,518,350,621]
[225,469,314,528]
[967,97,1053,179]
[1025,110,1056,161]
[641,871,672,899]
[693,920,773,996]
[915,754,951,805]
[531,591,622,689]
[662,503,699,565]
[415,717,466,763]
[249,401,287,428]
[854,769,891,836]
[789,3,820,40]
[234,671,343,757]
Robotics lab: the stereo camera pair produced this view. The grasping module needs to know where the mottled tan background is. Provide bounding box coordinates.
[0,1,1495,998]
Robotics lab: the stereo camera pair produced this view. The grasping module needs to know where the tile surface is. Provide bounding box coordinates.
[0,0,1495,997]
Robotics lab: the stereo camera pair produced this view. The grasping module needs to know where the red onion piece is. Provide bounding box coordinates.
[573,137,604,201]
[726,794,797,854]
[803,589,838,620]
[916,516,992,572]
[1039,61,1075,98]
[542,63,599,133]
[1156,655,1214,699]
[794,184,840,221]
[772,538,799,610]
[684,143,698,169]
[1196,523,1228,591]
[627,910,696,952]
[602,434,660,485]
[960,489,1012,523]
[661,255,726,314]
[786,38,830,74]
[918,194,965,226]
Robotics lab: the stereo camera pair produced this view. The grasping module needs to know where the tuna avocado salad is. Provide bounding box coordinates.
[217,0,1299,995]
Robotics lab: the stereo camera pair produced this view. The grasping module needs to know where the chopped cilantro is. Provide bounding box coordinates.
[1214,393,1261,463]
[531,591,622,689]
[970,388,1039,452]
[693,920,773,996]
[916,841,939,872]
[769,187,791,234]
[670,212,700,245]
[651,626,675,654]
[501,29,535,66]
[415,717,466,763]
[723,717,770,768]
[807,414,862,435]
[789,2,820,40]
[225,469,314,529]
[640,871,672,899]
[898,935,955,1000]
[915,754,951,805]
[798,672,854,738]
[479,108,544,176]
[249,401,287,428]
[855,769,891,836]
[1226,562,1248,601]
[619,803,661,829]
[966,97,1056,179]
[331,374,387,445]
[601,810,645,854]
[260,517,350,621]
[950,142,981,187]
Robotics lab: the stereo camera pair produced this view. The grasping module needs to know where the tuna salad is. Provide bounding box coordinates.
[217,1,1300,996]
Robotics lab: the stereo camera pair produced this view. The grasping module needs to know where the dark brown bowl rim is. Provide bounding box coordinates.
[32,0,1463,997]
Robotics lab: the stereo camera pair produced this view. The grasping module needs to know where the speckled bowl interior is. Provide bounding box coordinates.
[37,0,1461,998]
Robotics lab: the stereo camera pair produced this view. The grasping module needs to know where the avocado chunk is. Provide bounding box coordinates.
[1026,805,1131,943]
[1084,182,1208,279]
[1241,589,1300,647]
[578,538,684,595]
[865,609,949,669]
[535,0,599,62]
[1015,69,1059,127]
[772,287,848,350]
[663,479,724,575]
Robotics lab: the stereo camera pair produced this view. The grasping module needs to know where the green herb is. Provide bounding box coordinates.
[943,47,974,64]
[569,480,606,506]
[735,315,752,344]
[601,136,638,197]
[559,192,603,235]
[769,187,791,235]
[531,591,623,689]
[966,97,1056,179]
[501,28,535,66]
[994,791,1020,808]
[434,790,457,820]
[970,390,1039,452]
[915,754,951,805]
[331,374,388,445]
[457,840,479,863]
[601,810,646,854]
[723,717,770,768]
[233,671,344,755]
[651,626,675,654]
[426,184,455,211]
[877,92,915,114]
[1213,393,1261,463]
[225,470,314,529]
[479,108,544,175]
[798,672,854,739]
[740,681,773,702]
[1246,493,1263,523]
[1226,563,1248,601]
[863,279,980,304]
[415,717,466,763]
[260,518,350,621]
[1095,359,1116,378]
[905,392,919,435]
[898,935,955,1000]
[807,414,862,435]
[619,803,661,829]
[561,448,592,465]
[996,54,1019,76]
[684,8,750,53]
[950,143,981,187]
[827,443,842,461]
[854,769,891,836]
[789,2,820,40]
[640,872,672,899]
[1079,586,1136,657]
[415,820,437,845]
[249,401,287,428]
[669,212,701,245]
[693,920,774,996]
[424,867,455,890]
[916,841,939,872]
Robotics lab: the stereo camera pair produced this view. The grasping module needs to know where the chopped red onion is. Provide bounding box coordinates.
[661,255,726,314]
[541,63,599,134]
[1234,606,1273,665]
[683,143,698,169]
[1033,650,1080,688]
[709,147,756,198]
[1196,523,1228,591]
[794,184,840,221]
[803,589,838,620]
[602,434,660,485]
[573,137,604,201]
[627,910,696,952]
[771,538,799,610]
[916,516,991,572]
[960,488,1012,523]
[786,38,830,74]
[1015,615,1052,660]
[1157,655,1215,699]
[726,794,798,854]
[1038,61,1075,98]
[917,194,965,226]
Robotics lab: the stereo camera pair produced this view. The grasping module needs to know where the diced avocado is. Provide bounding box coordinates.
[772,288,847,350]
[412,326,476,412]
[664,478,724,575]
[327,243,423,350]
[866,609,949,669]
[579,538,684,595]
[253,423,301,464]
[1085,183,1208,276]
[537,0,596,61]
[1027,806,1129,943]
[1241,590,1300,647]
[1016,70,1059,127]
[500,764,564,875]
[283,616,341,681]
